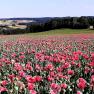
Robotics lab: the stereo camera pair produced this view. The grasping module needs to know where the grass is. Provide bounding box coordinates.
[1,29,94,39]
[8,25,26,29]
[26,29,94,36]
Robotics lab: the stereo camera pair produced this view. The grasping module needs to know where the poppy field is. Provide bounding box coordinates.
[0,35,94,94]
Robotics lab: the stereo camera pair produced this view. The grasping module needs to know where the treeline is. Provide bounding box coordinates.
[27,16,94,33]
[0,16,94,34]
[0,27,28,35]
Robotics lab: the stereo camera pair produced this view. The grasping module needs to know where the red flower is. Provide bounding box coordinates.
[26,76,36,83]
[19,55,25,59]
[14,63,23,71]
[50,83,61,93]
[1,80,8,86]
[77,63,81,68]
[90,75,94,88]
[67,70,74,75]
[89,62,94,67]
[47,76,54,82]
[8,74,15,82]
[73,55,79,61]
[28,83,35,90]
[49,71,55,77]
[62,63,71,69]
[57,73,63,79]
[56,67,62,72]
[35,64,41,70]
[19,71,25,77]
[35,76,42,82]
[61,83,67,89]
[77,78,87,90]
[46,64,54,71]
[71,62,76,65]
[26,62,33,71]
[76,50,82,55]
[51,83,60,90]
[83,54,88,60]
[84,67,90,74]
[91,53,94,58]
[77,83,86,90]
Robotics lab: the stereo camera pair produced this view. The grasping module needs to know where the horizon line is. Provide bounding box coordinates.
[0,16,94,19]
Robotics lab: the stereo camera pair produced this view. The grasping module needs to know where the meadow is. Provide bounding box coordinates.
[0,29,94,94]
[26,29,94,36]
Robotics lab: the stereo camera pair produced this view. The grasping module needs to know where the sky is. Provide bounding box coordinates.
[0,0,94,18]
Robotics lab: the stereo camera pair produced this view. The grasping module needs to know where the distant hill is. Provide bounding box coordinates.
[0,16,94,24]
[0,17,53,24]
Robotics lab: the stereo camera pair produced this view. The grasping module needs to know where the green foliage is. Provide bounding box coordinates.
[27,17,94,33]
[0,28,28,35]
[27,29,94,36]
[0,16,94,34]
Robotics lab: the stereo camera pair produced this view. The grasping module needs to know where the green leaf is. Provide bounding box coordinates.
[15,86,19,91]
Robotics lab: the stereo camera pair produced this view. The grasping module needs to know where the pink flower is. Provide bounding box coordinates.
[8,74,15,82]
[19,55,25,59]
[11,53,16,57]
[67,70,74,75]
[90,75,94,88]
[62,63,71,69]
[14,63,23,71]
[91,53,94,58]
[62,75,69,80]
[50,90,56,94]
[28,83,35,90]
[49,71,55,77]
[35,76,42,82]
[20,52,25,55]
[19,71,25,77]
[35,64,41,70]
[47,76,54,82]
[1,80,8,86]
[73,55,79,61]
[46,64,54,71]
[77,78,87,90]
[56,67,62,72]
[26,62,33,71]
[77,63,81,68]
[91,75,94,82]
[89,62,94,67]
[84,67,90,74]
[51,83,60,91]
[77,91,82,94]
[30,90,37,94]
[71,62,76,65]
[0,86,7,93]
[76,50,82,55]
[26,76,36,83]
[61,83,67,89]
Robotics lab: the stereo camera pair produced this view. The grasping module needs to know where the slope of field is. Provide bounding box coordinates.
[0,35,94,94]
[28,29,94,36]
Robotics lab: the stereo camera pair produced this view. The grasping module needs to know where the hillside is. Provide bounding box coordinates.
[25,29,94,36]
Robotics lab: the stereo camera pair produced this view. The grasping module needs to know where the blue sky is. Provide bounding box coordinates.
[0,0,94,18]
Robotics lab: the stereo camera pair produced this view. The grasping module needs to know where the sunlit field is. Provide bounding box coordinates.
[0,0,94,93]
[0,29,94,94]
[26,29,94,36]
